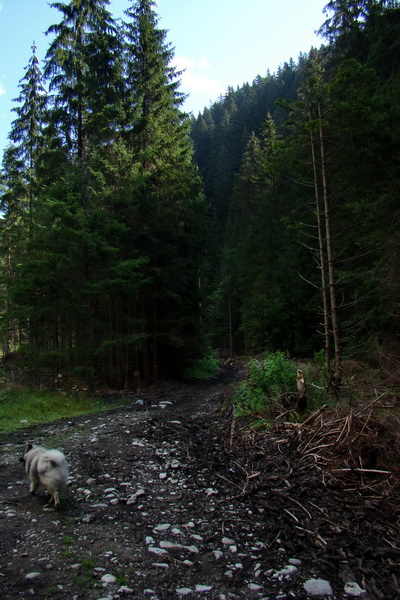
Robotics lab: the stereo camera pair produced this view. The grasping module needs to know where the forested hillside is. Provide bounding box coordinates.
[1,0,399,390]
[191,0,400,389]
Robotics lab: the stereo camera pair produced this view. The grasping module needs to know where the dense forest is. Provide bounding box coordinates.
[1,0,399,390]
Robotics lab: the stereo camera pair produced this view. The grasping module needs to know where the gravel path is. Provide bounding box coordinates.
[0,373,397,599]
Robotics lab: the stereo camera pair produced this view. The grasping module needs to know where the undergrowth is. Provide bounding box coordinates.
[182,353,220,379]
[233,351,327,425]
[0,385,114,433]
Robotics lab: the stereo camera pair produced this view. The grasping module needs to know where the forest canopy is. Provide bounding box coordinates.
[1,0,399,389]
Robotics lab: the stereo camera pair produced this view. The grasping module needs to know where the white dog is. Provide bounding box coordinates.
[20,443,69,508]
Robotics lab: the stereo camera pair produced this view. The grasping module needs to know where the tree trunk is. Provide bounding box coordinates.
[317,100,343,391]
[309,116,331,379]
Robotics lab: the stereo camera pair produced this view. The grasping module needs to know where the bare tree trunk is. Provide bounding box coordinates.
[317,100,342,391]
[309,116,331,379]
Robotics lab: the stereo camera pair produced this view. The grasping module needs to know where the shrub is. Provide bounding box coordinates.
[234,351,295,417]
[182,353,220,379]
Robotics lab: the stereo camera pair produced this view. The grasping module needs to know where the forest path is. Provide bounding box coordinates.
[0,362,397,599]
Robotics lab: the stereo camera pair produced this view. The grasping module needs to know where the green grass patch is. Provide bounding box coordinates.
[0,385,114,433]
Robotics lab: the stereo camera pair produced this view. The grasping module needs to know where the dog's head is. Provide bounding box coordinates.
[19,442,34,463]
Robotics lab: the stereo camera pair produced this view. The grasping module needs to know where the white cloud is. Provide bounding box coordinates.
[198,57,213,69]
[0,82,6,96]
[174,55,222,97]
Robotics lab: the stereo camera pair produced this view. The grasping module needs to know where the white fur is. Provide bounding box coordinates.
[22,444,69,507]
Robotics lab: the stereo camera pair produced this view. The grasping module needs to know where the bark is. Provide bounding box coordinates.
[317,100,343,391]
[309,115,331,378]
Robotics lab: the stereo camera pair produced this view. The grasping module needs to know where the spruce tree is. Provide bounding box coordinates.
[121,0,207,378]
[44,0,120,158]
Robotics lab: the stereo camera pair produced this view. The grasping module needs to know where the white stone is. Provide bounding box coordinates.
[248,583,262,591]
[273,565,298,578]
[303,579,333,596]
[145,536,154,545]
[148,547,168,556]
[222,537,235,545]
[184,545,199,554]
[101,574,117,585]
[154,523,171,532]
[195,585,213,592]
[25,572,41,580]
[344,582,366,596]
[160,541,181,550]
[176,588,192,596]
[127,489,145,505]
[118,586,134,595]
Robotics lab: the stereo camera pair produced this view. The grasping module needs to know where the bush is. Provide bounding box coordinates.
[234,351,295,417]
[182,353,220,379]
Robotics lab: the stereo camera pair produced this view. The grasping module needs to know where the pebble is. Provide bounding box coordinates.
[126,489,145,505]
[273,564,298,578]
[101,574,117,585]
[222,537,235,545]
[248,583,262,591]
[176,588,192,596]
[25,572,41,580]
[303,578,333,596]
[153,523,171,532]
[195,584,213,592]
[148,547,168,556]
[118,586,135,595]
[344,582,366,596]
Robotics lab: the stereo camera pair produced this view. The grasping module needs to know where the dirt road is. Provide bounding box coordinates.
[0,368,399,599]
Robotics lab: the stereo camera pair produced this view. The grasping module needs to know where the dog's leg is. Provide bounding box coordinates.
[52,491,60,508]
[29,477,39,495]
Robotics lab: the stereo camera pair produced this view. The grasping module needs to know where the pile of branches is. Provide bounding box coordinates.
[276,404,400,497]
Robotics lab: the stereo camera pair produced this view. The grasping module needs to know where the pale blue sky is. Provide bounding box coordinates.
[0,0,328,157]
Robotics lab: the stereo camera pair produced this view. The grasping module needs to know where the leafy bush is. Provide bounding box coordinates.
[234,351,295,417]
[182,353,220,379]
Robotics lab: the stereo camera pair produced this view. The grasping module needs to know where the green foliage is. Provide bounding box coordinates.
[0,0,208,387]
[233,352,295,416]
[2,0,400,389]
[182,353,220,379]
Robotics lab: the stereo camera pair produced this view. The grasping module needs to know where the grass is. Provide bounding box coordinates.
[0,384,117,433]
